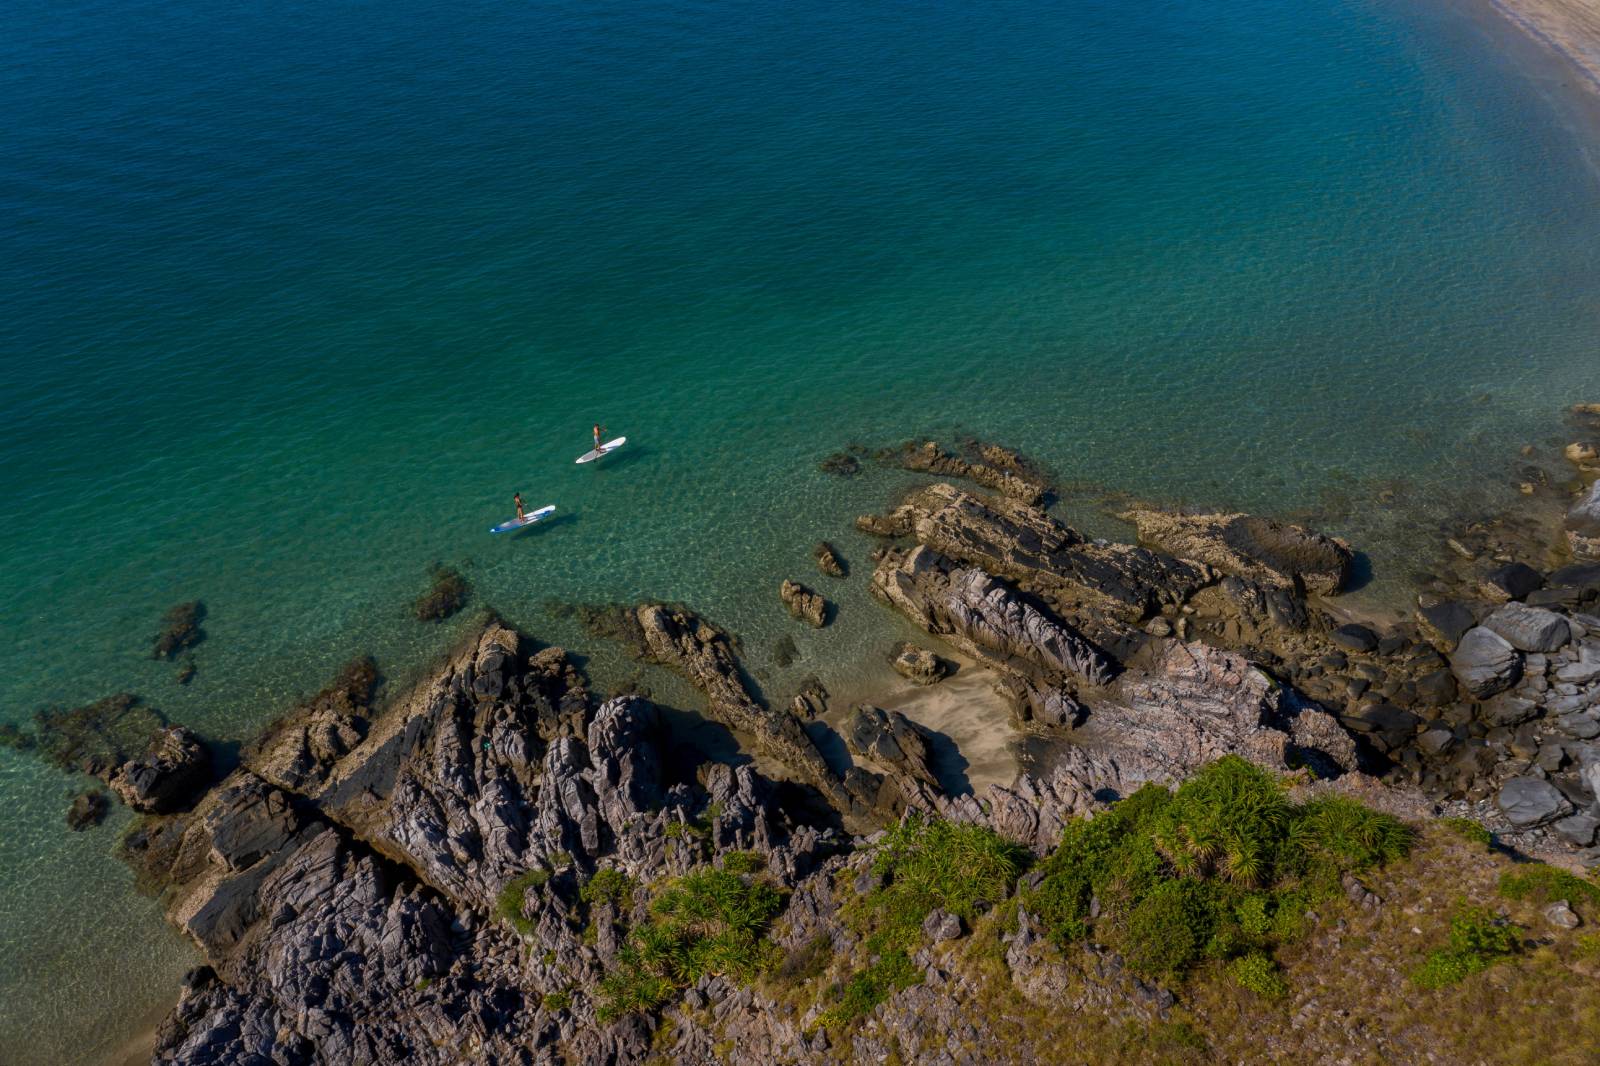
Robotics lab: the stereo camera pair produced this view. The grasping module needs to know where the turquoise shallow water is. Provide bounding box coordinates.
[5,0,1600,1060]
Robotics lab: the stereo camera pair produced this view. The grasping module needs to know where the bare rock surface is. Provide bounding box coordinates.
[1124,509,1353,595]
[108,725,211,814]
[779,579,829,627]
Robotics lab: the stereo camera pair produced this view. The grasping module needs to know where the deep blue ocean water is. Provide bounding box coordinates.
[5,0,1600,1059]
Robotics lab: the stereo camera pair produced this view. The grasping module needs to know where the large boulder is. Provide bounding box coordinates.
[890,642,950,685]
[1496,776,1573,829]
[1122,509,1353,596]
[1449,626,1523,698]
[1482,602,1571,653]
[844,705,939,805]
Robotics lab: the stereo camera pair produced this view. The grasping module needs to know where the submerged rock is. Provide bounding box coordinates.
[412,564,470,622]
[153,601,206,660]
[31,693,166,778]
[66,789,110,831]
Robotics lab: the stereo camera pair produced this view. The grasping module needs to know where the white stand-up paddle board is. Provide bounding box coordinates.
[576,436,627,464]
[490,504,556,534]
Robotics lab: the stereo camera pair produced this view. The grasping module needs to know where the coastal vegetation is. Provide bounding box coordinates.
[597,867,785,1020]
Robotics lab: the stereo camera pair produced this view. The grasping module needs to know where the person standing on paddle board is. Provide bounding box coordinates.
[514,492,525,521]
[592,424,605,454]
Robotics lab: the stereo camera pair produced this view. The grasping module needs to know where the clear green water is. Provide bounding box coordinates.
[5,0,1600,1060]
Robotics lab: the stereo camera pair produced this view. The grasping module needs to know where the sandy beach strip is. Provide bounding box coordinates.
[1486,0,1600,92]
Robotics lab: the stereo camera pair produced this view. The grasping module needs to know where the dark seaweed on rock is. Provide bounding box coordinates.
[66,789,110,831]
[32,693,166,777]
[412,565,470,622]
[153,601,206,660]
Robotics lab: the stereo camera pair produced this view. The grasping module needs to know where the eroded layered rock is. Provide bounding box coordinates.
[1124,509,1353,596]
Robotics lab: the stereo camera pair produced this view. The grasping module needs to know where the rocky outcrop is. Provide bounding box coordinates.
[631,604,856,816]
[108,725,211,814]
[882,439,1051,506]
[868,483,1213,626]
[843,705,938,798]
[132,617,845,1066]
[890,642,950,685]
[1123,510,1353,596]
[813,541,846,578]
[779,580,829,627]
[872,546,1115,690]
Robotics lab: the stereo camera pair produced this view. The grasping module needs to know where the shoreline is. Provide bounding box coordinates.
[98,413,1600,1063]
[1482,0,1600,96]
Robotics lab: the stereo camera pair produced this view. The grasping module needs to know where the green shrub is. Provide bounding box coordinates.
[542,988,572,1012]
[1412,904,1520,989]
[597,867,784,1020]
[721,850,765,876]
[1230,952,1288,999]
[581,867,636,911]
[495,868,552,935]
[1120,879,1216,978]
[1498,864,1600,920]
[1441,817,1493,849]
[856,813,1029,954]
[1024,757,1412,986]
[817,950,921,1029]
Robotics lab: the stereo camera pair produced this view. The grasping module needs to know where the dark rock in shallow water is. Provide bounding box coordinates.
[32,693,165,778]
[1416,600,1479,651]
[1330,624,1379,654]
[0,723,35,753]
[1547,562,1600,596]
[813,541,847,578]
[1449,627,1522,698]
[66,789,110,830]
[818,450,863,477]
[153,601,205,660]
[771,635,799,668]
[884,438,1050,506]
[779,580,829,628]
[1481,562,1544,602]
[109,725,212,814]
[412,564,469,622]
